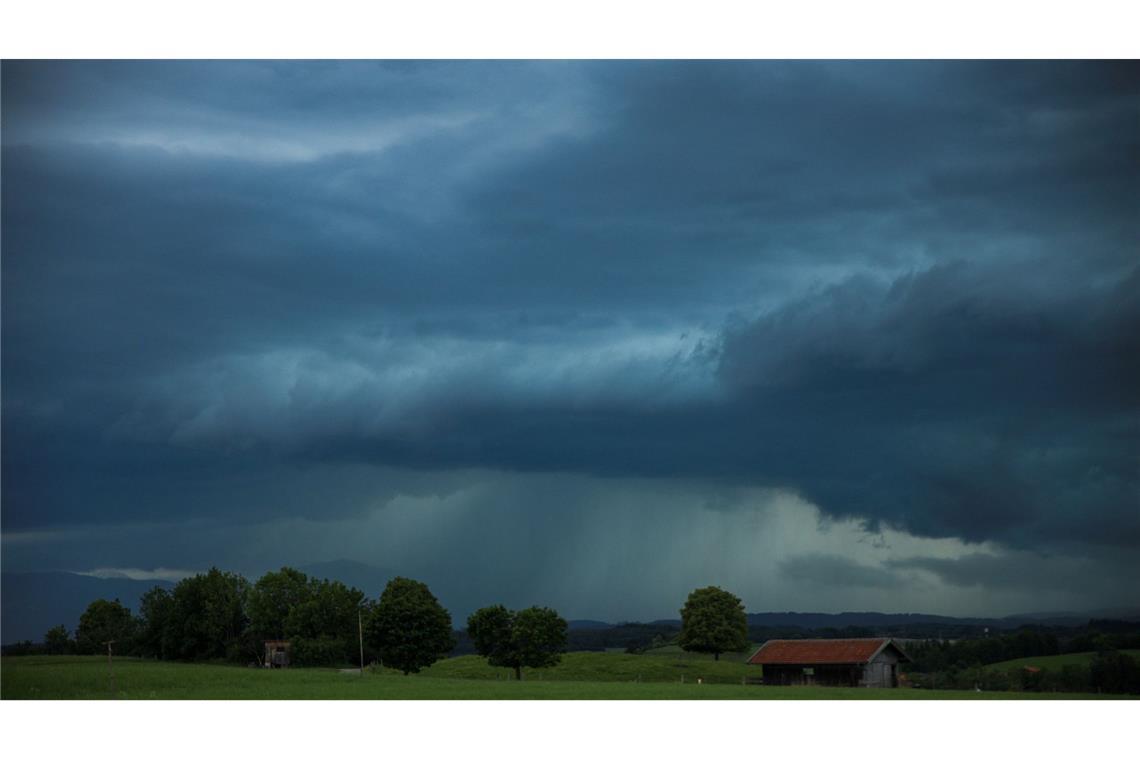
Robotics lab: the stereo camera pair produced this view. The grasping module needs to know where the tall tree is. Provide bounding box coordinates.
[76,598,137,655]
[287,578,366,666]
[137,586,175,659]
[678,586,748,661]
[366,577,454,674]
[467,604,568,680]
[467,604,514,670]
[43,624,72,655]
[168,568,251,662]
[248,567,312,641]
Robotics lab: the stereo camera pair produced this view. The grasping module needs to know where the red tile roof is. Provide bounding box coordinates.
[748,638,905,665]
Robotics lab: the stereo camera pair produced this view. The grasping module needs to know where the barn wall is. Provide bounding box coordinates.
[761,664,861,686]
[761,665,800,685]
[861,648,902,687]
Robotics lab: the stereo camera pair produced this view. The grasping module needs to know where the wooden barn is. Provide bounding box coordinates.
[747,638,911,687]
[264,640,291,668]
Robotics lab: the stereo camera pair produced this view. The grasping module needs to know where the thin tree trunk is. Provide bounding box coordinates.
[515,665,522,681]
[715,652,720,661]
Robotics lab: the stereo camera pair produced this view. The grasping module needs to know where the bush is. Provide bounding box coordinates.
[44,625,73,655]
[1090,650,1140,694]
[291,636,355,667]
[1055,664,1092,693]
[1017,667,1044,692]
[977,669,1012,692]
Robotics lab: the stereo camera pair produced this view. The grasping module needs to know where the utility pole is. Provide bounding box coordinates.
[358,608,365,676]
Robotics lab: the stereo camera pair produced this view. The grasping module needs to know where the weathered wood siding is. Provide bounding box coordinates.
[761,663,863,686]
[860,647,902,687]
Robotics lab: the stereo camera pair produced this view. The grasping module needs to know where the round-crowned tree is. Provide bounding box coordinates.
[367,577,454,674]
[678,586,749,661]
[247,567,311,642]
[467,605,567,680]
[76,598,138,655]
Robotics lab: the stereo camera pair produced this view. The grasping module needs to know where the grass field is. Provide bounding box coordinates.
[983,650,1140,672]
[2,656,1124,699]
[419,650,756,683]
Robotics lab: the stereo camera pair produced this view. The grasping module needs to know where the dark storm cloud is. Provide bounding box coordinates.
[888,550,1140,598]
[717,260,1140,547]
[3,60,1138,587]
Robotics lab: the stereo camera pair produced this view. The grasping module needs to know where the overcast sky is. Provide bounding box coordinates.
[2,61,1137,621]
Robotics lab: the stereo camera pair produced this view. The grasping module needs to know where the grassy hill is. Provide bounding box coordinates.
[983,650,1140,672]
[2,656,1119,700]
[637,644,756,662]
[419,650,756,684]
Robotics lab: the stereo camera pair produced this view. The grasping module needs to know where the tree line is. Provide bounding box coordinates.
[43,567,366,666]
[904,626,1140,673]
[906,650,1140,695]
[903,627,1140,694]
[33,566,582,676]
[32,577,753,675]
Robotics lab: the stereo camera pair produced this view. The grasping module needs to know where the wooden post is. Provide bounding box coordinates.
[105,640,116,698]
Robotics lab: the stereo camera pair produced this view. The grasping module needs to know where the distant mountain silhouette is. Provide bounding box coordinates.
[646,608,1132,631]
[566,619,614,630]
[742,610,1114,629]
[1,571,174,644]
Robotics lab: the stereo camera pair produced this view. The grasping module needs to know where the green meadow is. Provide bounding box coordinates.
[2,655,1123,700]
[419,650,756,683]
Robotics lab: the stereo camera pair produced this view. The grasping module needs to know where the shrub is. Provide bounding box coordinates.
[291,636,355,667]
[1090,650,1140,694]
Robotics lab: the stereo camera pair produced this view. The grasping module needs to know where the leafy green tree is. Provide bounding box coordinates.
[467,604,515,671]
[677,586,748,661]
[248,567,312,641]
[287,578,366,666]
[467,604,568,680]
[137,586,175,659]
[168,568,251,662]
[1091,650,1140,694]
[44,624,72,655]
[289,637,351,667]
[366,577,454,674]
[76,598,137,655]
[287,579,363,639]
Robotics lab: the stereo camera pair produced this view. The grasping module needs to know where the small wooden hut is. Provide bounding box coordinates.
[264,640,292,668]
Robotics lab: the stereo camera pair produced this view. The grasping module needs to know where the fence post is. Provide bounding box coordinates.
[104,640,116,699]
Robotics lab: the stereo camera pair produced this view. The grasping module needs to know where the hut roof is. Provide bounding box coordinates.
[747,638,911,665]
